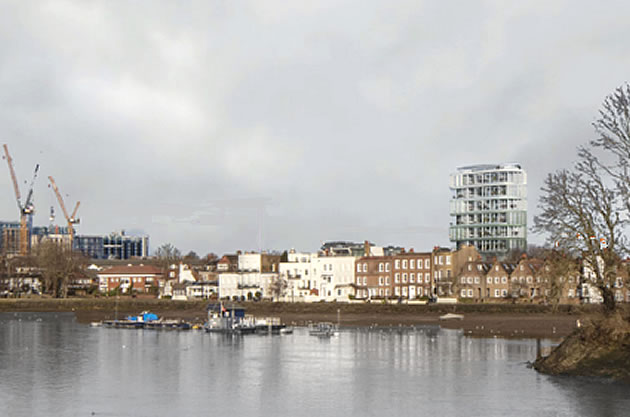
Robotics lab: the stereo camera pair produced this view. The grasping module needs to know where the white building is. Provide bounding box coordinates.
[449,163,527,258]
[218,272,278,300]
[279,251,317,302]
[279,250,357,302]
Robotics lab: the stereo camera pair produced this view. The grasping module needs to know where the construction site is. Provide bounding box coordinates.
[0,144,149,260]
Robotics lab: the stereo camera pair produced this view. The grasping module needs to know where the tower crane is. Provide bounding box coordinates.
[48,176,80,245]
[2,145,39,256]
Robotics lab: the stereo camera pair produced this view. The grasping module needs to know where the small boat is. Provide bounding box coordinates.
[439,313,464,321]
[90,321,102,327]
[254,317,287,334]
[279,326,293,335]
[204,302,256,334]
[308,322,337,337]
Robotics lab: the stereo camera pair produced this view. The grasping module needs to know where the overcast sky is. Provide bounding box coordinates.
[1,0,629,256]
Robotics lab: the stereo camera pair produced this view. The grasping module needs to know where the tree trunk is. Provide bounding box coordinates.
[600,285,616,313]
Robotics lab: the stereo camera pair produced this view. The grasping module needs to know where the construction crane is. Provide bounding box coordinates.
[2,144,39,256]
[48,176,80,245]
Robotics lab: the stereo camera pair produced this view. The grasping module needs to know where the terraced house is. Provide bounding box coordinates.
[391,250,431,299]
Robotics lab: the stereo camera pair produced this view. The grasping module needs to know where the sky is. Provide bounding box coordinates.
[1,0,630,256]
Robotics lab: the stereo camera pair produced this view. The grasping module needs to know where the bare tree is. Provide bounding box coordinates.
[534,86,630,313]
[269,275,287,301]
[35,241,87,298]
[539,249,580,311]
[154,243,182,270]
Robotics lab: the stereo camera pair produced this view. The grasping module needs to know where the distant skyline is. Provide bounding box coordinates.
[1,1,630,255]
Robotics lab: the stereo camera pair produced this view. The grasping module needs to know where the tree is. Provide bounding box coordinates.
[183,250,200,264]
[34,241,87,298]
[538,249,580,311]
[154,243,181,268]
[534,86,630,313]
[269,275,287,301]
[201,252,218,264]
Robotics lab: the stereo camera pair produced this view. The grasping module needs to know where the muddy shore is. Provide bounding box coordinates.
[0,298,597,338]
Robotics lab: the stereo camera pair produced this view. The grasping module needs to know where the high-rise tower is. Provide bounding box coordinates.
[449,163,527,258]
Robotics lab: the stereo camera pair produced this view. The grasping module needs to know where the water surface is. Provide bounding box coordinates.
[1,313,627,417]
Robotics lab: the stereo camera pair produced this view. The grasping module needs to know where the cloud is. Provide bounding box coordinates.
[1,1,630,254]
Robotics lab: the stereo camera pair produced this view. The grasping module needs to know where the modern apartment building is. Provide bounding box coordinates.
[74,231,149,259]
[449,163,527,259]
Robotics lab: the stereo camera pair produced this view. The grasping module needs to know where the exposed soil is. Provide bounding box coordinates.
[534,312,630,383]
[0,298,588,338]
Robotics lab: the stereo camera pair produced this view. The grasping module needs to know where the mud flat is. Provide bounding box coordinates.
[0,298,595,338]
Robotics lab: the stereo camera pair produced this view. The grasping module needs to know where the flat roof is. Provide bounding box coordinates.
[456,163,522,172]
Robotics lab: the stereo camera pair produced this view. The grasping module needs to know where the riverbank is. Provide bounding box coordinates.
[0,298,598,338]
[534,312,630,383]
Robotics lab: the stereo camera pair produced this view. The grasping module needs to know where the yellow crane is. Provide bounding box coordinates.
[48,176,80,245]
[2,144,39,256]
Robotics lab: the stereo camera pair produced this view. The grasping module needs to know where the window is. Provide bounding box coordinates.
[502,276,507,284]
[468,265,472,271]
[467,289,473,297]
[402,260,408,269]
[402,273,407,283]
[474,277,480,284]
[487,277,492,284]
[461,289,467,298]
[363,277,367,285]
[385,288,390,296]
[467,277,473,284]
[495,289,500,298]
[385,263,390,272]
[385,276,390,285]
[357,277,361,285]
[495,265,499,271]
[395,287,400,296]
[379,289,383,296]
[425,273,430,283]
[379,276,384,286]
[495,277,500,284]
[410,259,415,269]
[395,259,400,269]
[527,276,533,283]
[395,273,400,283]
[446,256,451,265]
[402,287,408,296]
[356,264,361,273]
[425,259,430,269]
[379,263,384,272]
[363,263,368,272]
[461,277,466,284]
[410,273,415,283]
[502,289,507,297]
[568,289,574,298]
[439,256,443,265]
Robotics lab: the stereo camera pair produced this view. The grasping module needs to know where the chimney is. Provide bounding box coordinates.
[401,248,406,254]
[409,248,414,253]
[364,240,370,257]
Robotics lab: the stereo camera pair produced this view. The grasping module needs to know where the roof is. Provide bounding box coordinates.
[218,255,238,264]
[98,265,163,275]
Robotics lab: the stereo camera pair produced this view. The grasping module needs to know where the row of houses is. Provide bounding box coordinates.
[3,241,630,304]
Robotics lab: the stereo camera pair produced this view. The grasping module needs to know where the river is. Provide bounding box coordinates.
[0,312,628,417]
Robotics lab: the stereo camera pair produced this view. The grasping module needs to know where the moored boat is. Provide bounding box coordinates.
[308,322,337,337]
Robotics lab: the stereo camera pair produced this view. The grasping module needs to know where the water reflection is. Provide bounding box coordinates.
[0,313,628,417]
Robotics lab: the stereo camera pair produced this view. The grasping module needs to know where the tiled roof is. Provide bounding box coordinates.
[99,265,163,275]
